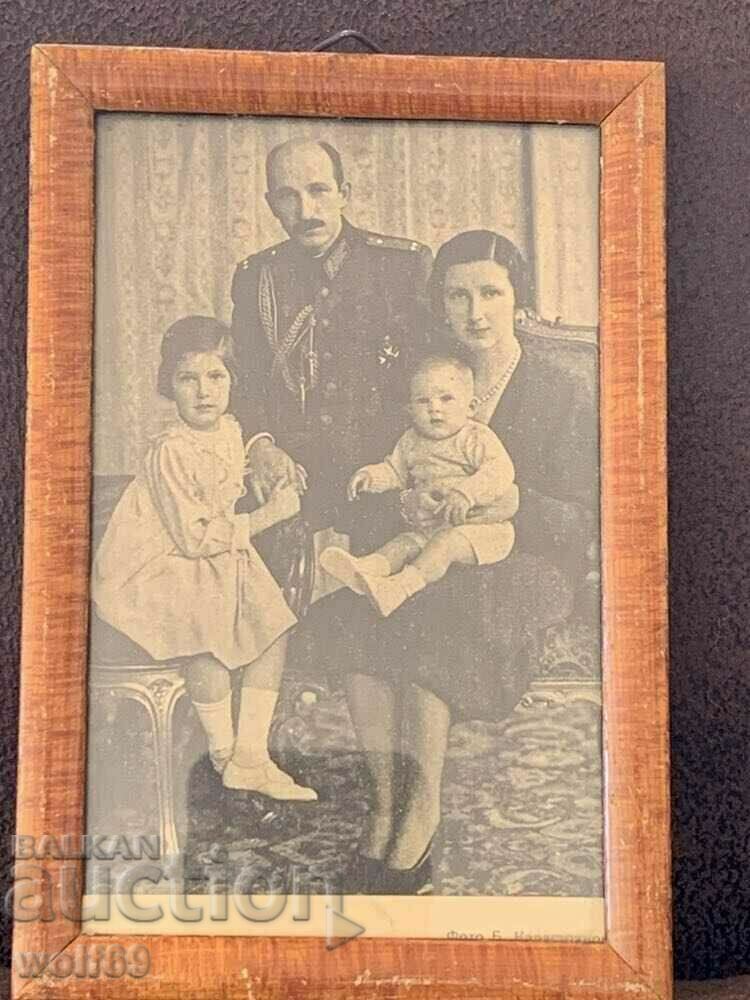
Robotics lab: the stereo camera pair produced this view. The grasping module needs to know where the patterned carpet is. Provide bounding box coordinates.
[88,620,603,899]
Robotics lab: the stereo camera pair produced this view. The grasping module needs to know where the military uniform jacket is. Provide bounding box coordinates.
[230,218,433,530]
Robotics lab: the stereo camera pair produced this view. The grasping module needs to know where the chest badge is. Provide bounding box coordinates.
[377,335,400,369]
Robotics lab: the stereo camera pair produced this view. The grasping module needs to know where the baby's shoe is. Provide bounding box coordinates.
[320,546,389,595]
[359,565,426,618]
[222,757,318,801]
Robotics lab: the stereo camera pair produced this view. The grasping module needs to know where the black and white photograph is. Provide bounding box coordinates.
[85,113,603,940]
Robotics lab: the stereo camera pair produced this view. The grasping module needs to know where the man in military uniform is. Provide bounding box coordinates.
[231,138,433,544]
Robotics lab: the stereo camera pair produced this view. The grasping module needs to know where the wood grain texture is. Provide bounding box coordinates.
[15,45,669,999]
[39,44,658,123]
[12,48,93,998]
[600,65,671,997]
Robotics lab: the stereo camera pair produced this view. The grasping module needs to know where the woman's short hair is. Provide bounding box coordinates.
[428,229,533,318]
[157,316,239,400]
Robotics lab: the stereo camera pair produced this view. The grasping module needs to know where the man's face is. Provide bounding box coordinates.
[265,143,350,255]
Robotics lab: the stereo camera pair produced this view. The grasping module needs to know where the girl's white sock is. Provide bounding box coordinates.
[192,692,234,765]
[232,687,279,768]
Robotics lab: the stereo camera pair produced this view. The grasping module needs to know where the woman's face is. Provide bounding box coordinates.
[442,260,516,353]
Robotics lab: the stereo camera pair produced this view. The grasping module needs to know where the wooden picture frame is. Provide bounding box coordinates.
[14,44,669,998]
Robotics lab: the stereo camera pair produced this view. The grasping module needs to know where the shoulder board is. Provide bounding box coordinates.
[363,231,427,253]
[238,240,290,270]
[515,309,597,347]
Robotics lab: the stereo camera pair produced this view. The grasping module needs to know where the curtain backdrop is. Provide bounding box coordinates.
[94,115,598,474]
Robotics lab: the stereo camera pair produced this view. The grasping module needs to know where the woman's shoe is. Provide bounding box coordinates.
[222,758,318,801]
[382,840,434,895]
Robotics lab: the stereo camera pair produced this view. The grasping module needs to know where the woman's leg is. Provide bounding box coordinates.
[345,672,400,860]
[387,682,451,871]
[183,654,233,771]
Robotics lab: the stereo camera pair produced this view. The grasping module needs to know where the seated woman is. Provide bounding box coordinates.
[333,229,598,893]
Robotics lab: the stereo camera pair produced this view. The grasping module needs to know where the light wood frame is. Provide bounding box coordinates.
[15,44,669,999]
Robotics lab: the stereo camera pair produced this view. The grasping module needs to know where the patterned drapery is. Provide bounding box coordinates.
[94,115,598,473]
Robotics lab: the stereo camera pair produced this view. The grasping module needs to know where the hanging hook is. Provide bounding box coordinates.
[312,30,383,54]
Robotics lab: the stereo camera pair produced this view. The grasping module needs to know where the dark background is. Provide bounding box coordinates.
[1,0,748,987]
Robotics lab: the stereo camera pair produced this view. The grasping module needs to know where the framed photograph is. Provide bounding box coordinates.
[14,44,668,998]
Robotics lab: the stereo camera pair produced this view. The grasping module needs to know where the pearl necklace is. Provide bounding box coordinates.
[475,342,521,405]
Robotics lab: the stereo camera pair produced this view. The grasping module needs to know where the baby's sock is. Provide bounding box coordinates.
[394,564,427,598]
[232,686,279,768]
[360,564,426,618]
[192,692,234,771]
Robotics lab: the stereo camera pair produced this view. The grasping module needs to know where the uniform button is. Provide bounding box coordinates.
[320,318,330,329]
[320,413,333,427]
[325,381,337,396]
[375,237,383,245]
[320,286,330,298]
[323,351,333,361]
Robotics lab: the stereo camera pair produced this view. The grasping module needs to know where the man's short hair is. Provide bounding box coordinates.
[265,139,345,191]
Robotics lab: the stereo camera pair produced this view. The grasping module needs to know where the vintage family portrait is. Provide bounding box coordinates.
[84,112,603,939]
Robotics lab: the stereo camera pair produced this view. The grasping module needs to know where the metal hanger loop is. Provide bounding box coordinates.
[312,30,383,54]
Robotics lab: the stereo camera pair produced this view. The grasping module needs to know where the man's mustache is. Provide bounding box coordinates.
[293,219,325,236]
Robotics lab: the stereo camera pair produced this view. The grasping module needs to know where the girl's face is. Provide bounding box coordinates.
[442,260,516,354]
[171,351,231,431]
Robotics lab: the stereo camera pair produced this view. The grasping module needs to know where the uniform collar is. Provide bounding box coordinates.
[283,217,356,280]
[321,217,355,280]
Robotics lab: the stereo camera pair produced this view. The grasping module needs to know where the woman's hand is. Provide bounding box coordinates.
[442,490,472,526]
[246,438,307,504]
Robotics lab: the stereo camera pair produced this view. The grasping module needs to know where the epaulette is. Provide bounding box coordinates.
[363,231,427,253]
[238,240,289,270]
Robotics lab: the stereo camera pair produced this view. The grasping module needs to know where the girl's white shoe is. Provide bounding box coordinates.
[222,758,318,801]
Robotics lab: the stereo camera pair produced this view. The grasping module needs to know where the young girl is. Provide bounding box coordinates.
[93,316,316,801]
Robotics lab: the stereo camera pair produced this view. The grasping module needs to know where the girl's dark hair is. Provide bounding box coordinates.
[428,229,533,319]
[157,316,238,400]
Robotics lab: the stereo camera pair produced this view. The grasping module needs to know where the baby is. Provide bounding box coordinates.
[320,354,516,617]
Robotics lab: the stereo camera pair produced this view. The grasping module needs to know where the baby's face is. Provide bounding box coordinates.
[409,363,476,440]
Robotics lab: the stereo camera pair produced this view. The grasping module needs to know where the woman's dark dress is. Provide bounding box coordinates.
[316,330,599,721]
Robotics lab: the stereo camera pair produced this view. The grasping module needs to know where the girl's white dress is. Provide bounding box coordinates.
[93,414,297,669]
